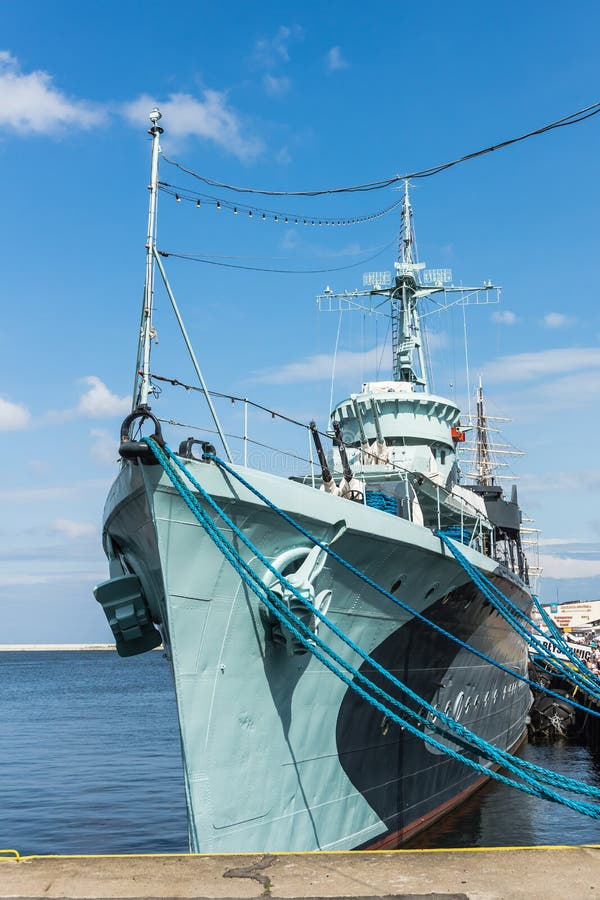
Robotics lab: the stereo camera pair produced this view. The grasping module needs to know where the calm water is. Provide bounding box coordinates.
[1,651,188,855]
[2,651,600,854]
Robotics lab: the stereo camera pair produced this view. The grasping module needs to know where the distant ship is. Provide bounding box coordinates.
[95,109,532,851]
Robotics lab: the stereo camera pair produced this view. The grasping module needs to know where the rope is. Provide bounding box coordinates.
[159,99,600,196]
[142,438,600,812]
[365,490,398,514]
[200,450,600,721]
[437,533,600,702]
[157,240,395,275]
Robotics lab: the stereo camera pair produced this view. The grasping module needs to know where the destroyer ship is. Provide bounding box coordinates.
[95,110,533,852]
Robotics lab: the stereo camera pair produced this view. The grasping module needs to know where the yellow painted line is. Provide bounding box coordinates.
[2,844,600,862]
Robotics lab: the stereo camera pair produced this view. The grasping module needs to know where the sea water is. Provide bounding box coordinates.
[2,650,600,854]
[1,651,187,855]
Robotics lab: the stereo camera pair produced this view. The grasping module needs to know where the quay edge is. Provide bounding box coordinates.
[2,847,600,899]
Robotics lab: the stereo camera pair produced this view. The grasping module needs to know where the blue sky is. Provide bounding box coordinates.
[2,1,600,642]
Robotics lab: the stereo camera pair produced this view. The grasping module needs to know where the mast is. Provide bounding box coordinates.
[461,377,524,485]
[316,184,501,397]
[392,181,428,388]
[133,107,163,410]
[474,377,494,485]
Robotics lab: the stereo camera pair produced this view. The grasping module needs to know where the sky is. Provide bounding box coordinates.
[2,1,600,642]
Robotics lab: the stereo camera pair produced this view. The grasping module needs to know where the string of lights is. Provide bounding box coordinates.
[157,239,396,274]
[158,183,403,226]
[160,99,600,197]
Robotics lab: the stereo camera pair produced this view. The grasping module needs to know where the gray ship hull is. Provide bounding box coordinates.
[102,456,531,852]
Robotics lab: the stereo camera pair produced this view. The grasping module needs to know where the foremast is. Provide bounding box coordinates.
[133,108,163,411]
[126,110,233,459]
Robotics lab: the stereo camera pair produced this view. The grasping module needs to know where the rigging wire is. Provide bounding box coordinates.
[159,183,403,226]
[157,239,396,274]
[146,247,386,261]
[145,371,511,523]
[328,308,344,421]
[160,99,600,197]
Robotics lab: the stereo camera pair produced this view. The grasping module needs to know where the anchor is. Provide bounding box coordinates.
[271,544,332,655]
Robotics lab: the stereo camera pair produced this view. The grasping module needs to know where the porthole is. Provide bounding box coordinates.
[391,575,406,594]
[453,692,465,719]
[493,689,498,704]
[483,691,490,706]
[425,581,440,600]
[464,696,471,715]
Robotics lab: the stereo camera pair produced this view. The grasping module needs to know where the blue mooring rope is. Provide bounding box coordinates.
[437,533,600,703]
[197,448,600,721]
[141,438,600,817]
[365,490,397,514]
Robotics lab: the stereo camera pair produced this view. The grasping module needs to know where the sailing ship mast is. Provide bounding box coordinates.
[461,377,524,485]
[474,378,495,485]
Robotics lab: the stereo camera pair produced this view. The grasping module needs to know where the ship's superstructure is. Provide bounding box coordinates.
[94,111,533,852]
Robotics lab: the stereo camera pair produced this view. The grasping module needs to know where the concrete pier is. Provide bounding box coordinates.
[2,846,599,899]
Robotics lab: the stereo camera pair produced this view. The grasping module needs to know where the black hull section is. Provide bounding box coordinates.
[336,575,531,848]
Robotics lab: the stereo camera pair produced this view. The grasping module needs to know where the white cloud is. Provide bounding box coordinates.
[0,479,110,504]
[263,74,291,96]
[326,47,349,71]
[544,312,574,328]
[76,376,129,418]
[46,376,130,422]
[281,228,300,249]
[484,347,600,383]
[522,469,600,494]
[26,459,51,475]
[0,51,262,158]
[52,518,97,539]
[425,331,448,351]
[0,396,31,430]
[533,371,600,407]
[89,428,119,466]
[276,145,292,165]
[122,91,262,161]
[253,25,304,67]
[491,310,518,325]
[541,537,599,547]
[0,570,105,587]
[490,367,600,420]
[252,345,388,384]
[539,554,600,579]
[0,51,101,135]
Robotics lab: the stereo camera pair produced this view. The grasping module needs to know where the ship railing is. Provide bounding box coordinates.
[149,372,493,551]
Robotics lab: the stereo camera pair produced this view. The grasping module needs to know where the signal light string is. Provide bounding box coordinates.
[160,98,600,197]
[159,183,403,227]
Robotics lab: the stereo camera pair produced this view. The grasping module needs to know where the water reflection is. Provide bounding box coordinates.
[405,740,600,848]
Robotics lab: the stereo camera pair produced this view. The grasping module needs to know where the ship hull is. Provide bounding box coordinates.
[102,457,532,852]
